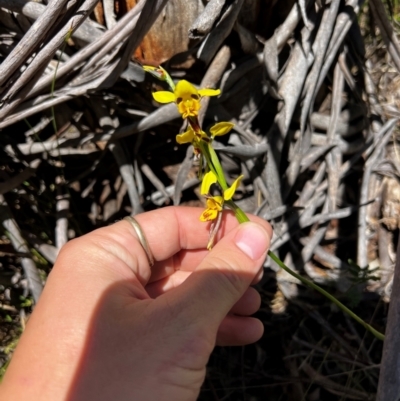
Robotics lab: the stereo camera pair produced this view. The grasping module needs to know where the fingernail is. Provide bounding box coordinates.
[234,223,270,260]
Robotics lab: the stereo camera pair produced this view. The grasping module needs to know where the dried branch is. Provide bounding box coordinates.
[0,194,43,303]
[0,0,70,89]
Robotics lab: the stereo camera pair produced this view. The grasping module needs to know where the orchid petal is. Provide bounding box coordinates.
[207,196,223,210]
[223,175,244,201]
[177,99,200,118]
[210,122,234,137]
[198,130,208,140]
[174,80,199,100]
[176,129,195,144]
[198,88,221,97]
[201,171,218,195]
[200,209,219,222]
[152,91,175,103]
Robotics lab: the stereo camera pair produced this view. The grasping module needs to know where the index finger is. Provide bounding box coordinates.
[85,206,272,286]
[125,206,272,261]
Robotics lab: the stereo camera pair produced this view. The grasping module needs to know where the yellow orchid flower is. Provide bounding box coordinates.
[152,80,220,119]
[176,125,208,145]
[199,174,244,221]
[200,196,224,221]
[210,122,234,137]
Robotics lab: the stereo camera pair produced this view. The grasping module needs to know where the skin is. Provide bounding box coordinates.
[0,206,272,401]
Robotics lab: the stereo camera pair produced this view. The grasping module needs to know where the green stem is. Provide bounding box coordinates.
[198,140,230,193]
[226,202,384,341]
[199,123,384,341]
[207,143,228,190]
[165,74,175,92]
[158,66,175,91]
[198,141,218,178]
[225,200,249,223]
[268,250,384,341]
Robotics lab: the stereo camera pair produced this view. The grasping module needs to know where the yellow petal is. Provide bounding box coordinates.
[174,80,199,101]
[177,99,200,118]
[210,122,234,137]
[152,91,175,103]
[200,208,219,221]
[201,171,218,195]
[223,175,244,201]
[176,128,195,144]
[207,196,223,210]
[198,88,221,97]
[196,130,208,140]
[143,65,159,73]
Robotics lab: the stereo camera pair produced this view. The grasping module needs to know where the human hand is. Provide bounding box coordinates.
[0,206,272,401]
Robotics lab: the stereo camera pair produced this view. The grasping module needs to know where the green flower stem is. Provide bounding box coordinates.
[198,141,219,178]
[195,107,384,341]
[226,201,384,341]
[165,74,175,91]
[157,66,175,91]
[225,200,249,223]
[268,251,385,341]
[197,140,229,191]
[207,143,228,190]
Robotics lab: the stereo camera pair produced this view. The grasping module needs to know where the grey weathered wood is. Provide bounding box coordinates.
[4,103,179,155]
[300,0,341,132]
[0,69,111,129]
[325,62,344,214]
[198,0,245,65]
[213,142,268,158]
[275,0,305,50]
[198,45,231,125]
[0,0,101,119]
[109,141,143,215]
[370,0,400,72]
[314,0,360,98]
[174,145,194,206]
[189,0,225,39]
[103,0,117,29]
[138,157,171,202]
[0,0,70,89]
[0,0,104,44]
[301,201,329,262]
[0,194,43,303]
[98,0,169,89]
[357,118,398,268]
[81,1,145,72]
[27,1,145,101]
[55,182,69,250]
[151,178,199,206]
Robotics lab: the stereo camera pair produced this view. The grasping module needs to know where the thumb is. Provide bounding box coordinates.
[170,221,271,329]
